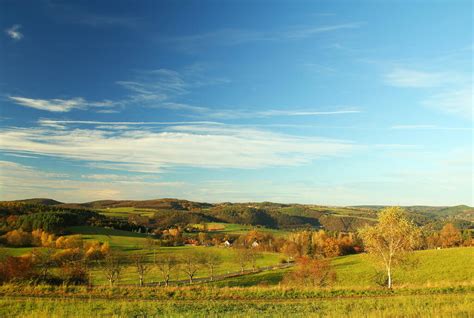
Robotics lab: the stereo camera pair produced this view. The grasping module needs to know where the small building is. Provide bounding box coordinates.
[223,240,232,247]
[251,241,260,248]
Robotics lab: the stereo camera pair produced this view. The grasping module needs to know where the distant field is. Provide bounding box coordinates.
[97,207,157,218]
[199,222,290,237]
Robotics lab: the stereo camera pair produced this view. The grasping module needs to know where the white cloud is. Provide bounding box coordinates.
[8,96,116,113]
[422,88,473,120]
[0,161,184,202]
[384,68,445,88]
[9,96,86,112]
[0,124,355,173]
[5,24,23,40]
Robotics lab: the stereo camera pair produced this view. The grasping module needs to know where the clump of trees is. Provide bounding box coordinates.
[424,223,471,248]
[280,230,359,262]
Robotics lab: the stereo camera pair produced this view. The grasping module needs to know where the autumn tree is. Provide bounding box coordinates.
[283,257,336,287]
[156,255,178,286]
[281,241,299,263]
[439,223,462,248]
[30,248,56,280]
[358,207,421,288]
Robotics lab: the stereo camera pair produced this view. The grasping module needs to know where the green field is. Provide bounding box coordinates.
[12,226,283,285]
[214,247,474,288]
[1,292,472,317]
[201,222,290,237]
[1,240,473,317]
[97,207,158,218]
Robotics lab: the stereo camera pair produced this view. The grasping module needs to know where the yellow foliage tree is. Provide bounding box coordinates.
[358,207,421,288]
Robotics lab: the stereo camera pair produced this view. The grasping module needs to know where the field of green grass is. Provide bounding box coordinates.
[200,222,290,237]
[59,226,285,285]
[1,292,472,317]
[97,207,157,218]
[214,247,474,289]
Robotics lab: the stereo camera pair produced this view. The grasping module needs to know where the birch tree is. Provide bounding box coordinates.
[358,207,421,288]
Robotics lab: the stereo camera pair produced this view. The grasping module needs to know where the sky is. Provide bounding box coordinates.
[0,0,472,205]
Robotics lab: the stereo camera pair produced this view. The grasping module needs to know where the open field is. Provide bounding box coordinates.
[1,291,472,317]
[97,207,157,218]
[196,222,291,237]
[213,247,474,288]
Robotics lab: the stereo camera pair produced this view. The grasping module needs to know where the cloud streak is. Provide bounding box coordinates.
[8,96,116,113]
[0,161,184,202]
[0,124,355,173]
[422,88,473,120]
[384,68,446,88]
[163,23,361,50]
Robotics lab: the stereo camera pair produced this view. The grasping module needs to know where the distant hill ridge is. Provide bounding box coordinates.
[4,198,473,231]
[12,198,472,211]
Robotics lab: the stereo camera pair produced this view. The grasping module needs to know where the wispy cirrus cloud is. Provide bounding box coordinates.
[0,124,355,173]
[5,24,23,40]
[384,65,472,120]
[0,160,184,202]
[422,88,473,120]
[8,65,361,118]
[162,23,361,50]
[8,96,115,113]
[384,68,446,88]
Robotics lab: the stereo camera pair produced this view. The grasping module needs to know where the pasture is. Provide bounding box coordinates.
[1,292,472,317]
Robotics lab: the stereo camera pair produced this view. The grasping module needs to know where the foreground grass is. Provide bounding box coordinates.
[1,292,472,317]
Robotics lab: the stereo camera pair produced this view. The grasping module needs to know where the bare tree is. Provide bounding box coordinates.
[247,249,261,272]
[132,253,151,287]
[102,252,124,288]
[202,251,222,281]
[235,249,249,274]
[359,207,421,288]
[156,255,178,287]
[180,252,204,284]
[145,236,160,265]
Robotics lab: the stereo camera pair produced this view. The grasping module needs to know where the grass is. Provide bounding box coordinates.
[89,246,282,285]
[97,207,157,218]
[0,247,36,257]
[202,222,290,237]
[212,247,474,289]
[1,293,472,317]
[333,247,474,288]
[66,226,284,285]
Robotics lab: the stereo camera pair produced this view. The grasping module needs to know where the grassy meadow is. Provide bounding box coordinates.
[213,247,474,288]
[1,291,472,317]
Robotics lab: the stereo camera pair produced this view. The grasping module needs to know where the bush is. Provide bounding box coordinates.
[283,257,336,287]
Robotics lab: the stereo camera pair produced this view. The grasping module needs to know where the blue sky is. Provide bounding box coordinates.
[0,0,472,205]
